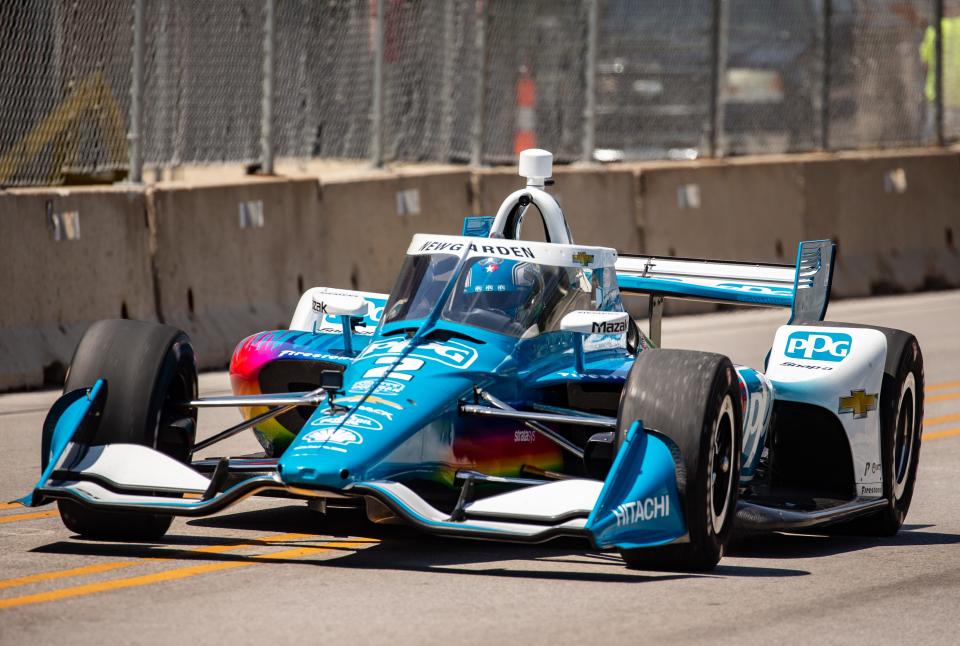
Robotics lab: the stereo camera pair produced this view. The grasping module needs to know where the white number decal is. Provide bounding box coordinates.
[362,357,424,381]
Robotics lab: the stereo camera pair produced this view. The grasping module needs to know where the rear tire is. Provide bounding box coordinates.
[616,350,742,572]
[56,319,197,541]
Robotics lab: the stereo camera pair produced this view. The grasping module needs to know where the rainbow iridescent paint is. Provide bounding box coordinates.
[230,327,565,481]
[230,329,355,455]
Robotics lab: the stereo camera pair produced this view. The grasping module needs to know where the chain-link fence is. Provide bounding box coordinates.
[1,0,958,186]
[0,0,131,185]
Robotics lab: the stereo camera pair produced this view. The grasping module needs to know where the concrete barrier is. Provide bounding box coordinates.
[629,149,960,307]
[626,157,807,315]
[801,150,960,297]
[631,158,806,264]
[1,149,958,391]
[319,167,473,294]
[148,177,323,369]
[0,186,155,390]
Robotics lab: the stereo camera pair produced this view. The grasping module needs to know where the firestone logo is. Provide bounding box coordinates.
[784,331,852,362]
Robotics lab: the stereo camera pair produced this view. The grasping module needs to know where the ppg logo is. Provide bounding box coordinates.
[785,331,852,362]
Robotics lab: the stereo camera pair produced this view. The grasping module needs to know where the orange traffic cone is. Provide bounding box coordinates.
[514,65,536,155]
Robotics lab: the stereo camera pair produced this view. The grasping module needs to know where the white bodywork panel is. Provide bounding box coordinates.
[290,287,387,335]
[464,479,604,522]
[49,480,205,505]
[361,481,589,536]
[559,310,628,336]
[766,325,887,497]
[66,444,211,492]
[615,255,796,294]
[735,366,774,484]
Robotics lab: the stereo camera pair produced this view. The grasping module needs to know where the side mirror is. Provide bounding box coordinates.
[559,310,629,336]
[313,294,369,318]
[560,310,630,373]
[312,294,369,356]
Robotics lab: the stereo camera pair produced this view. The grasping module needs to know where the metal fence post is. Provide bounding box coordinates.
[581,0,598,163]
[819,0,832,150]
[370,0,385,168]
[129,0,145,183]
[260,0,276,174]
[935,0,944,146]
[438,0,456,161]
[707,0,727,158]
[470,0,487,167]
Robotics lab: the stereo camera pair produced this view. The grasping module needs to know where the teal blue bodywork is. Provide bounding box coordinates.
[17,379,104,507]
[587,421,686,549]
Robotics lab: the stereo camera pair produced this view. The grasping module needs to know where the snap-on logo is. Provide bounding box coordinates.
[784,331,852,362]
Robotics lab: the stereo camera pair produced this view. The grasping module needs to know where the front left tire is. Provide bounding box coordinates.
[615,349,743,571]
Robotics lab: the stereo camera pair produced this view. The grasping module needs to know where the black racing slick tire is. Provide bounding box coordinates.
[836,331,924,536]
[615,350,742,572]
[55,319,198,541]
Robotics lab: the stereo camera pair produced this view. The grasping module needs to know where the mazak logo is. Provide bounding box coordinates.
[591,320,627,335]
[784,331,852,362]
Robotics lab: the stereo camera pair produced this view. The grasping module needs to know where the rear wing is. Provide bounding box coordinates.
[616,240,835,343]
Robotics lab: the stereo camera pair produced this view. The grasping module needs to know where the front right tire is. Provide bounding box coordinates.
[55,319,198,541]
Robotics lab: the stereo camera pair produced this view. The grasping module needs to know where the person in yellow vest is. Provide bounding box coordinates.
[920,9,960,139]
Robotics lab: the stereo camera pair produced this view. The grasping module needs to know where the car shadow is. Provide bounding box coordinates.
[728,523,960,559]
[34,504,809,583]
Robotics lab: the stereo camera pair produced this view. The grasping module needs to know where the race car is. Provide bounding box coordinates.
[18,149,924,571]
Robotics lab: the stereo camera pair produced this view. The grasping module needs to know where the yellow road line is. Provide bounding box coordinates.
[0,532,313,592]
[927,380,960,392]
[924,427,960,442]
[0,540,371,610]
[0,511,57,525]
[925,412,960,427]
[927,392,960,404]
[0,502,24,511]
[0,562,139,591]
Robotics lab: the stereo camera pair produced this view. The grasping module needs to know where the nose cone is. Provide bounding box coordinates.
[278,405,395,488]
[277,378,474,490]
[277,332,507,489]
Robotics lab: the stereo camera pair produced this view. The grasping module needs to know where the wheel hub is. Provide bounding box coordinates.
[708,395,736,535]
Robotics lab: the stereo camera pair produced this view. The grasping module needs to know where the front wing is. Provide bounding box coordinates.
[18,388,687,550]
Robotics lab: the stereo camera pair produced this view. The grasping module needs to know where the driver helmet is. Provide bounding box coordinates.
[463,258,542,318]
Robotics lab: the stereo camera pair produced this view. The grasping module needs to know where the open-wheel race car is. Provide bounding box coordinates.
[18,150,924,571]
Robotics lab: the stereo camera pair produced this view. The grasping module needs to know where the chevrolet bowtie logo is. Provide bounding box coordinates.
[838,389,878,419]
[572,252,594,266]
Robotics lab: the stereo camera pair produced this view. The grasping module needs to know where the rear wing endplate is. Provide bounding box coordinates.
[616,240,835,343]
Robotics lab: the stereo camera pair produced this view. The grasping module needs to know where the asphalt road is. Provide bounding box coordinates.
[1,290,959,645]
